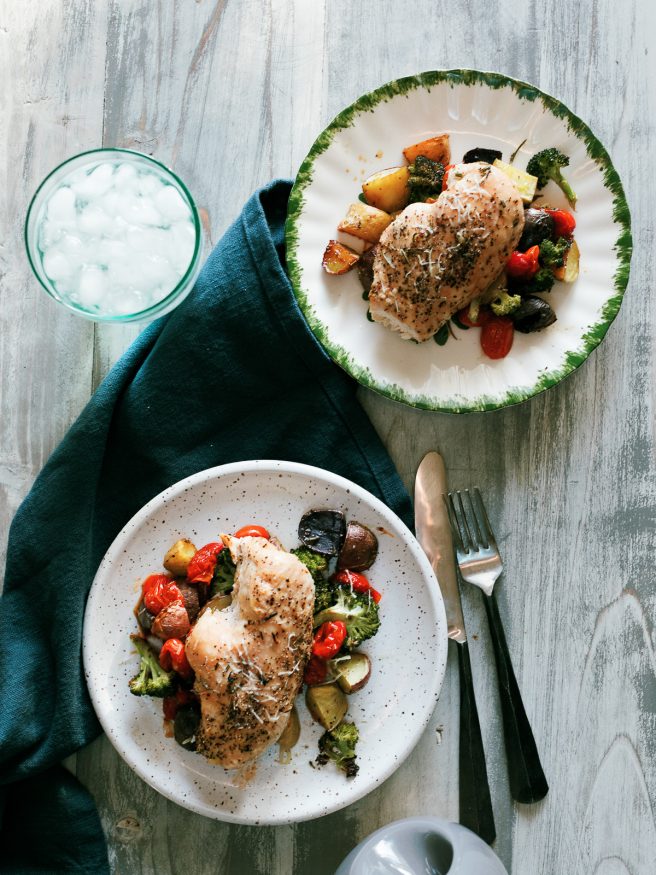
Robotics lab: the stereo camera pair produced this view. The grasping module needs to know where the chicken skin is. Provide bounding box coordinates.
[185,535,314,767]
[369,162,525,341]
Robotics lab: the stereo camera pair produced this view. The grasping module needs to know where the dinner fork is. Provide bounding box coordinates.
[445,489,549,804]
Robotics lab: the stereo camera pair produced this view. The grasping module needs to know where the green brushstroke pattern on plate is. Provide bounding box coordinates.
[285,69,632,413]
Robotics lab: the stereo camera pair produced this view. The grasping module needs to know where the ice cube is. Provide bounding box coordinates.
[138,173,165,198]
[39,219,63,248]
[46,186,76,225]
[154,186,190,222]
[42,248,75,281]
[140,254,176,287]
[97,239,128,265]
[77,266,108,307]
[72,163,114,199]
[114,163,138,191]
[78,205,113,236]
[111,289,145,316]
[169,221,195,271]
[116,194,162,227]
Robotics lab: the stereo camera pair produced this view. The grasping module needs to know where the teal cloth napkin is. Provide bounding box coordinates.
[0,181,412,873]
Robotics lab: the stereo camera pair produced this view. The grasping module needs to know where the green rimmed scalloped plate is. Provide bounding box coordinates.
[285,70,631,412]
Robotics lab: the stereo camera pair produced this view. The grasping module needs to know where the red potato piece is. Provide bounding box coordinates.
[335,652,372,693]
[151,603,191,640]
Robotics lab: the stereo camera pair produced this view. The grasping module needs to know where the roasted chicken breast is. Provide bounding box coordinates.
[185,535,314,767]
[369,162,525,341]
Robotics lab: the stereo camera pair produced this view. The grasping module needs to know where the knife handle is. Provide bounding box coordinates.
[457,640,496,845]
[484,592,549,804]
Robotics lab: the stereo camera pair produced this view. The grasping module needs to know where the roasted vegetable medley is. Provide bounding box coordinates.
[129,509,383,778]
[322,133,580,361]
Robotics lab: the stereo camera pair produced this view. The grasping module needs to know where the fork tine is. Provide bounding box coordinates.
[443,494,465,552]
[473,488,498,549]
[464,489,487,548]
[453,490,474,552]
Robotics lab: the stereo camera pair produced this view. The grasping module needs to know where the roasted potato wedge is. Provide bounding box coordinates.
[362,166,410,212]
[338,201,393,244]
[335,652,372,694]
[305,682,348,730]
[278,705,300,750]
[322,240,360,275]
[403,134,451,166]
[553,239,580,283]
[163,539,197,576]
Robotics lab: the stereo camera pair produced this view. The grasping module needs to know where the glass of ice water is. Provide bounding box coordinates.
[25,148,202,322]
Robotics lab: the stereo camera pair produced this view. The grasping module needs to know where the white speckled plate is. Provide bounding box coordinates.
[286,70,631,412]
[83,460,447,825]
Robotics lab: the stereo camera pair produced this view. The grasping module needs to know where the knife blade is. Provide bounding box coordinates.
[414,450,466,644]
[414,450,496,845]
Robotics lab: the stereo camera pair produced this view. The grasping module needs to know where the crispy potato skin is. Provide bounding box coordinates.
[152,603,191,640]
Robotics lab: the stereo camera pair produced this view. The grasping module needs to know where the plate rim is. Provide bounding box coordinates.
[82,459,448,824]
[285,68,632,413]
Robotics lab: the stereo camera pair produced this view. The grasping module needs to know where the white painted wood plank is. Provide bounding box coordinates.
[0,0,108,574]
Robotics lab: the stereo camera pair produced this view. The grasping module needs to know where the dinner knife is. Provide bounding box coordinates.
[415,451,496,846]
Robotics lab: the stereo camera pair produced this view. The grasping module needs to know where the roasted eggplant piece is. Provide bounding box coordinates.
[174,705,200,750]
[337,521,378,571]
[136,600,155,633]
[518,208,555,250]
[462,147,503,164]
[512,296,557,333]
[298,509,346,556]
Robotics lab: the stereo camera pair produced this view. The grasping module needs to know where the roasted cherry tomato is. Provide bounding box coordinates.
[442,163,455,191]
[186,542,223,584]
[143,576,183,614]
[304,655,328,686]
[545,208,576,239]
[333,569,382,602]
[234,525,271,539]
[506,245,540,279]
[159,638,193,679]
[456,306,492,328]
[480,316,515,360]
[312,621,347,659]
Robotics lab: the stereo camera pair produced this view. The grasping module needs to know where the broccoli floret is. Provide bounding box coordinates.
[539,237,570,268]
[209,549,236,597]
[313,578,338,613]
[519,267,556,294]
[490,290,522,316]
[129,636,176,698]
[291,547,328,581]
[312,588,380,648]
[291,547,337,612]
[316,721,359,777]
[525,148,577,206]
[408,156,445,203]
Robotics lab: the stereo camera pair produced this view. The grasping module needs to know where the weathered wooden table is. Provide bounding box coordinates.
[2,1,655,872]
